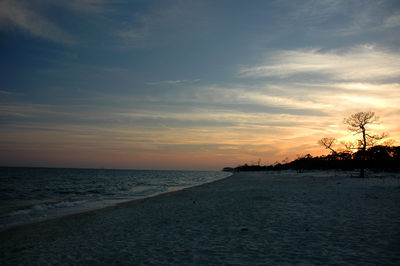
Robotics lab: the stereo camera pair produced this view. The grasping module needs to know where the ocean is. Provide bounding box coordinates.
[0,167,231,230]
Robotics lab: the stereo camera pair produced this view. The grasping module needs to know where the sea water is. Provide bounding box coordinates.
[0,167,231,230]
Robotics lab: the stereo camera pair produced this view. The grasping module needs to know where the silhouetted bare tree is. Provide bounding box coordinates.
[318,137,338,157]
[344,111,387,177]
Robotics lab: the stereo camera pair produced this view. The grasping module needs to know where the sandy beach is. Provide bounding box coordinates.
[1,171,400,265]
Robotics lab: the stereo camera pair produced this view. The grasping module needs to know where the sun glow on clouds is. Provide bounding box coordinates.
[231,44,400,161]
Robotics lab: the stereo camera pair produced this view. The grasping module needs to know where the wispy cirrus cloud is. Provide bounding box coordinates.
[65,0,119,13]
[145,79,200,86]
[0,0,117,44]
[0,90,12,95]
[284,0,347,25]
[331,82,400,92]
[115,1,206,48]
[384,12,400,28]
[239,45,400,81]
[280,0,400,36]
[0,0,74,44]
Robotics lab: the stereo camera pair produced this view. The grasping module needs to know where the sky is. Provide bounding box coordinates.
[1,0,400,170]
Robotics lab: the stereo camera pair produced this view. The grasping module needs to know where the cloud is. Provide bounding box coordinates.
[65,0,118,13]
[239,45,400,81]
[332,82,400,92]
[285,0,346,25]
[0,0,75,44]
[145,79,200,86]
[117,29,146,41]
[180,85,328,114]
[0,90,12,95]
[280,0,398,37]
[115,1,206,48]
[0,0,118,44]
[384,12,400,28]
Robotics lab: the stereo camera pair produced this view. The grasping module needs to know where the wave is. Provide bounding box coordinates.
[7,200,81,217]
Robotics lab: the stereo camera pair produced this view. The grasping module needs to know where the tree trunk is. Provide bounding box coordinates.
[360,126,367,178]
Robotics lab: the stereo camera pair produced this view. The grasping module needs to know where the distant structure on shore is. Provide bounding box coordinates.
[222,167,234,172]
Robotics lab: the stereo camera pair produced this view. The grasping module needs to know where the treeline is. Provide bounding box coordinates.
[234,145,400,172]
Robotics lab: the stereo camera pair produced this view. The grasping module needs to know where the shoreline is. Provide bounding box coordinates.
[1,171,399,265]
[0,172,233,233]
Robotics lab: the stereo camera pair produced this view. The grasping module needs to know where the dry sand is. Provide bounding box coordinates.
[1,170,400,265]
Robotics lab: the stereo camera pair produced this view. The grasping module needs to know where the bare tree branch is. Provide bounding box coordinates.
[341,141,357,152]
[318,137,338,155]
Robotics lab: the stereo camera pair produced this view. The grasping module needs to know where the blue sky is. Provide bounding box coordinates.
[1,0,400,170]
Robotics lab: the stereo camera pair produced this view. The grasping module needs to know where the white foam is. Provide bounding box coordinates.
[9,201,80,217]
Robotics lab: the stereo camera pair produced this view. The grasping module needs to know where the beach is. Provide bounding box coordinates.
[1,171,400,265]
